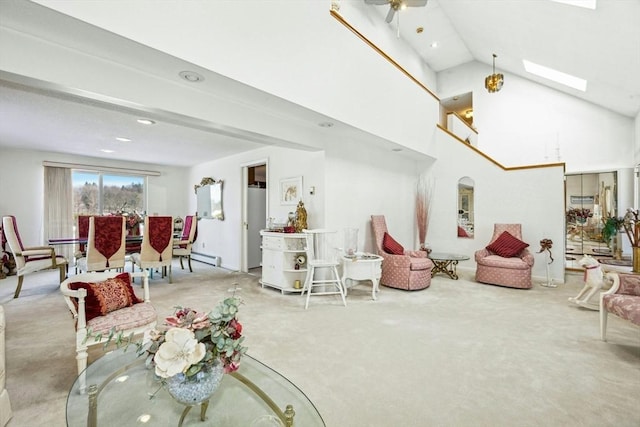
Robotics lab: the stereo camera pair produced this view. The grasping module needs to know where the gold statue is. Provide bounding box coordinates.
[295,200,307,233]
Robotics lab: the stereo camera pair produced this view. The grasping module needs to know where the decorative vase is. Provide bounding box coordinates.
[633,246,640,273]
[165,363,225,406]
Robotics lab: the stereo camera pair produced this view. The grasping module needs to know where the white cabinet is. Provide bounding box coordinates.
[259,231,307,293]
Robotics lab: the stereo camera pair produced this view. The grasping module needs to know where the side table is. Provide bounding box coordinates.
[428,252,470,280]
[341,253,383,300]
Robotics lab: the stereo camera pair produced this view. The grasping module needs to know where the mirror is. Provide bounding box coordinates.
[195,177,224,220]
[457,177,474,238]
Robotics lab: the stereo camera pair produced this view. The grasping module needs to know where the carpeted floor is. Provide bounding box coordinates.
[1,263,639,427]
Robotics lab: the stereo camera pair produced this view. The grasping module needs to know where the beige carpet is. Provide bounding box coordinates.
[1,263,639,427]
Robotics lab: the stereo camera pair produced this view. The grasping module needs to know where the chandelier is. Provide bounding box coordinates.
[485,54,504,93]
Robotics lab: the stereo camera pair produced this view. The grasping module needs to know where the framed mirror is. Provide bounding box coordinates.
[195,177,224,220]
[457,177,474,238]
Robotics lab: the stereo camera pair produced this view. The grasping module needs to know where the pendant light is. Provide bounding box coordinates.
[485,54,504,93]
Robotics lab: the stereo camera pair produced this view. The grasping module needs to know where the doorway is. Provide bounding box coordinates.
[242,161,267,274]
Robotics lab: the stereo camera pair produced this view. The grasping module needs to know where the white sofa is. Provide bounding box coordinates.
[0,305,12,426]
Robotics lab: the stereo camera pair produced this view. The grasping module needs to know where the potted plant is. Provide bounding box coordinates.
[601,216,624,259]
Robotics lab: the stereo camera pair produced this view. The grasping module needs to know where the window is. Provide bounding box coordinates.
[72,170,146,216]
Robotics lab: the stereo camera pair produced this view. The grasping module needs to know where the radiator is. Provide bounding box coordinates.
[190,252,221,267]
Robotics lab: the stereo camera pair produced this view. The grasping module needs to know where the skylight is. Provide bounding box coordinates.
[548,0,596,10]
[523,60,587,92]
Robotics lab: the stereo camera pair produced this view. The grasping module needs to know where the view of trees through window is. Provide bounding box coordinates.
[72,171,145,216]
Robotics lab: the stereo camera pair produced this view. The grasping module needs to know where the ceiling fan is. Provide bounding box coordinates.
[364,0,428,23]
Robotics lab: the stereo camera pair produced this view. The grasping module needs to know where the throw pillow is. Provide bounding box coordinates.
[486,231,529,258]
[383,232,405,255]
[69,272,142,321]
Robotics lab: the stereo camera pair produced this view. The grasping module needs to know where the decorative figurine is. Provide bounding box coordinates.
[295,200,307,233]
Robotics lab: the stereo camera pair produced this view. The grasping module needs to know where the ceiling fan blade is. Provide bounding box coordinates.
[364,0,391,5]
[385,6,396,23]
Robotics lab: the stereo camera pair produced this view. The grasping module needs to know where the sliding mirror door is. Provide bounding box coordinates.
[565,172,617,269]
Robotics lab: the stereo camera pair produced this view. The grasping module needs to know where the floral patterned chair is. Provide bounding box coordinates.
[370,215,432,291]
[60,271,156,390]
[600,272,640,341]
[475,223,534,289]
[130,216,174,283]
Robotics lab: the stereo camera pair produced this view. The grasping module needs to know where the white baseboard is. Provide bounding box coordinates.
[191,252,220,267]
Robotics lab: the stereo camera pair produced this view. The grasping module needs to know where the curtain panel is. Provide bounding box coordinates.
[44,166,73,263]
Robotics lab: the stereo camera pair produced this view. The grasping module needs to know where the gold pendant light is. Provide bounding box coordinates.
[485,53,504,93]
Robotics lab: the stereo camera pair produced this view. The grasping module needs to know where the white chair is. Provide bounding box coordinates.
[76,216,126,273]
[60,271,156,391]
[130,216,173,283]
[2,215,67,298]
[301,229,347,309]
[173,215,197,272]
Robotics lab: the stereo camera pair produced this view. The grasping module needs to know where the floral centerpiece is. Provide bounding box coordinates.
[144,296,247,405]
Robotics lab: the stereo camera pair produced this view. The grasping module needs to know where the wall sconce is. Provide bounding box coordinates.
[485,53,504,93]
[464,109,473,119]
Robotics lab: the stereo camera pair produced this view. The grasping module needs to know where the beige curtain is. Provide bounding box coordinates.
[44,166,73,263]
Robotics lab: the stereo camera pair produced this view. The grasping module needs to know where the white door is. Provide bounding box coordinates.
[247,187,266,269]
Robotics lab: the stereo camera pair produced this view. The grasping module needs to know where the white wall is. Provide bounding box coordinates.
[438,61,634,172]
[0,147,187,245]
[427,130,566,282]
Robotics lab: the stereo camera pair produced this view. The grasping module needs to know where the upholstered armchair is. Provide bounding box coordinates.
[2,215,68,298]
[60,271,156,391]
[600,272,640,341]
[370,215,433,291]
[475,223,534,289]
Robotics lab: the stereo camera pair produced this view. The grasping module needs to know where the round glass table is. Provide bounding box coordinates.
[428,252,470,280]
[67,348,325,427]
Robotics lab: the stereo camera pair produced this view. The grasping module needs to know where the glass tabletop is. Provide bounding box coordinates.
[428,252,470,261]
[67,348,325,427]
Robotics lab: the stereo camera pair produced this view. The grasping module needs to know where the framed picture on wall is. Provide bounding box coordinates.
[280,176,302,205]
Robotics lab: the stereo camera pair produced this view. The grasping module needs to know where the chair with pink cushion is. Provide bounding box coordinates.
[130,216,173,283]
[77,216,126,273]
[370,215,433,291]
[173,215,198,272]
[600,272,640,341]
[2,215,67,298]
[474,223,534,289]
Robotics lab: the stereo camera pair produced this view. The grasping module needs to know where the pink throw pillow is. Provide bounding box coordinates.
[486,231,529,258]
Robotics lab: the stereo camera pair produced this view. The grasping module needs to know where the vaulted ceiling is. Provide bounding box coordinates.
[0,0,637,167]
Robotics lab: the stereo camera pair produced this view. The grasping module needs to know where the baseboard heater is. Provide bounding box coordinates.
[191,252,221,267]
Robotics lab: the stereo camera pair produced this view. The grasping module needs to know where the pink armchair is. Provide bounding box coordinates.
[371,215,433,290]
[475,223,534,289]
[600,272,640,341]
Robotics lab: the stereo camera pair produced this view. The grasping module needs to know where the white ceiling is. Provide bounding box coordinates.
[0,0,638,168]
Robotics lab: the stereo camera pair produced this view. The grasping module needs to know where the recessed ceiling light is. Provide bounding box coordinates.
[391,148,403,152]
[136,119,156,125]
[318,122,334,128]
[100,149,114,153]
[179,71,205,83]
[430,41,439,48]
[523,59,587,91]
[115,137,132,142]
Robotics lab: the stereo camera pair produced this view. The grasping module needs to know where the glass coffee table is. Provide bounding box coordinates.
[428,252,470,280]
[67,348,325,426]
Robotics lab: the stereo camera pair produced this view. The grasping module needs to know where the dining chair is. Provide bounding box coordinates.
[173,215,197,272]
[301,229,346,309]
[130,216,174,283]
[1,215,67,298]
[73,215,91,273]
[77,216,126,273]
